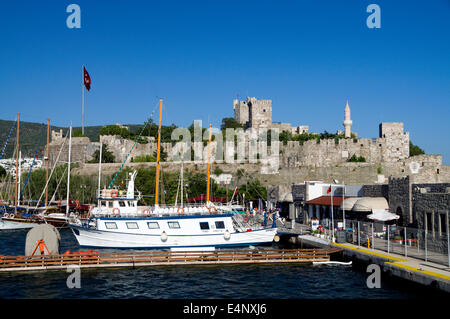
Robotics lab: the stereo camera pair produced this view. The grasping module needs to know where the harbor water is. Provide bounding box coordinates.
[0,228,443,299]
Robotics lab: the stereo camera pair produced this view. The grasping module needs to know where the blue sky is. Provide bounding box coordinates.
[0,0,449,163]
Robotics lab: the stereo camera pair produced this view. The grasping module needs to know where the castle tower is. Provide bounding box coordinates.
[343,99,352,138]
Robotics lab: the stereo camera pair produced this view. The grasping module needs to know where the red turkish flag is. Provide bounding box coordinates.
[83,66,91,91]
[327,185,331,194]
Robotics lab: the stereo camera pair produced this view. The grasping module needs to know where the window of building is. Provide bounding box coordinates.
[426,212,432,232]
[105,222,117,229]
[200,222,210,230]
[168,222,180,229]
[215,221,225,229]
[440,214,446,235]
[147,222,160,229]
[126,222,139,229]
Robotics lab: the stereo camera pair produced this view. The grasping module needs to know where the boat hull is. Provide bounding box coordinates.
[70,225,277,249]
[0,219,37,230]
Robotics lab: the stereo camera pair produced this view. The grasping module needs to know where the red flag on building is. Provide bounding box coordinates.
[83,66,91,91]
[327,185,331,194]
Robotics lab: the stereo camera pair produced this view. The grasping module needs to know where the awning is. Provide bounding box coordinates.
[367,209,400,222]
[340,197,360,210]
[352,197,389,212]
[305,196,349,207]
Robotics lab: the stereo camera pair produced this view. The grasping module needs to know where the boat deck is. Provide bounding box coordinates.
[0,248,342,273]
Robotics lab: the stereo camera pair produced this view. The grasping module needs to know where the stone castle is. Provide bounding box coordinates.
[46,97,450,187]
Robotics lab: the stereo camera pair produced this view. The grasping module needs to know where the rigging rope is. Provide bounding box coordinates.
[0,120,17,161]
[108,105,158,189]
[20,124,45,199]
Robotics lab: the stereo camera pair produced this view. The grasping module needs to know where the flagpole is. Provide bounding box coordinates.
[82,65,85,135]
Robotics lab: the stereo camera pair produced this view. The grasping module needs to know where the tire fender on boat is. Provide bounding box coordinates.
[112,208,120,216]
[160,231,168,242]
[224,230,231,240]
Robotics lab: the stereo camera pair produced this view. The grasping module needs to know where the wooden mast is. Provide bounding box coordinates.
[14,112,20,214]
[206,124,212,204]
[45,118,50,207]
[155,99,163,207]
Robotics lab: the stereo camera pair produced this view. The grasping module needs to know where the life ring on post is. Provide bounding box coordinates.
[112,208,120,216]
[143,208,150,216]
[111,190,119,198]
[2,213,8,218]
[9,213,15,219]
[177,207,185,215]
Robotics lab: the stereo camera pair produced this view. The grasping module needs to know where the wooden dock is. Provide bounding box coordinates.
[0,248,342,273]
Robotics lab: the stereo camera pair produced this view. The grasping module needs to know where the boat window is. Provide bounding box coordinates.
[199,222,209,230]
[119,201,126,207]
[101,201,106,207]
[129,202,135,207]
[168,221,180,229]
[126,222,139,229]
[147,222,160,229]
[105,222,117,229]
[215,221,225,229]
[108,202,114,208]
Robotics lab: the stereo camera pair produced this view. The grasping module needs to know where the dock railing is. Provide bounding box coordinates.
[325,219,450,267]
[0,248,342,272]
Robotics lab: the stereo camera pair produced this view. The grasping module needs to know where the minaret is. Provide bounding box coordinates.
[343,98,352,138]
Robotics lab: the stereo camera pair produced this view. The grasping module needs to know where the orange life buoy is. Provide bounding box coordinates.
[208,206,218,214]
[75,200,81,208]
[112,208,120,215]
[143,209,150,216]
[177,207,185,215]
[111,190,119,198]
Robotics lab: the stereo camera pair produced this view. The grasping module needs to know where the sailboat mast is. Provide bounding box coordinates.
[97,141,103,202]
[181,160,184,208]
[14,112,20,214]
[155,99,163,207]
[66,126,72,216]
[206,124,212,204]
[45,118,50,207]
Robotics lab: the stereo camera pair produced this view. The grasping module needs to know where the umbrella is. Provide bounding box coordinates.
[367,209,400,222]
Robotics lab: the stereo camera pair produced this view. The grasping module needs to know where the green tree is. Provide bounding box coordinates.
[88,144,115,163]
[72,129,87,137]
[409,141,425,156]
[220,117,245,131]
[347,154,366,162]
[0,166,6,179]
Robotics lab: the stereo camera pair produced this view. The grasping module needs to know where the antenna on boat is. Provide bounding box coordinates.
[154,99,163,209]
[206,123,212,206]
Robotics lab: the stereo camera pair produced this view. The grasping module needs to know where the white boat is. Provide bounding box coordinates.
[0,218,36,230]
[68,169,277,249]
